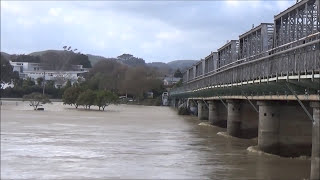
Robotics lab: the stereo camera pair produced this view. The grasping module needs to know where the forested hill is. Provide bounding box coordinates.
[2,50,197,75]
[1,52,11,61]
[167,60,198,71]
[87,54,115,65]
[27,50,91,70]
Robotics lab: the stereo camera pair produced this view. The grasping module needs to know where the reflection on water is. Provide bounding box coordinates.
[1,101,310,179]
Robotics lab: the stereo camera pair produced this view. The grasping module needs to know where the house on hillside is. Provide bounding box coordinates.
[9,61,89,87]
[163,77,181,86]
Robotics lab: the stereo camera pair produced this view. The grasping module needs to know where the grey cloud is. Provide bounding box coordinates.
[1,1,296,62]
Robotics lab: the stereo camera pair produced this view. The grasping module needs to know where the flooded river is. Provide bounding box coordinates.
[1,101,311,179]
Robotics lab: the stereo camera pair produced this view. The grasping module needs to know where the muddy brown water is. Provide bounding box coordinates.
[1,101,310,179]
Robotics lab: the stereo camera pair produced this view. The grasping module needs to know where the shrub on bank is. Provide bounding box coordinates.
[178,104,189,115]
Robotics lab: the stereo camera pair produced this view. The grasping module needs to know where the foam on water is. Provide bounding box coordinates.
[247,146,280,158]
[198,122,214,127]
[217,131,239,139]
[247,146,311,160]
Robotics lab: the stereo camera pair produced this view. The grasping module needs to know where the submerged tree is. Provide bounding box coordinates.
[76,89,96,109]
[95,90,118,111]
[23,92,51,110]
[62,86,81,108]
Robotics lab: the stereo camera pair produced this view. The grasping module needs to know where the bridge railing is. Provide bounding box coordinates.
[170,32,320,96]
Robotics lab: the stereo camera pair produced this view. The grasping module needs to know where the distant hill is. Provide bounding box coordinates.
[5,49,198,75]
[146,60,197,76]
[1,52,11,61]
[87,54,114,66]
[29,49,64,56]
[28,50,110,66]
[29,49,91,70]
[167,60,198,71]
[147,62,171,75]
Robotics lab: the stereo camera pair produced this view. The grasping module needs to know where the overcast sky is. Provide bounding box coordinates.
[1,0,296,63]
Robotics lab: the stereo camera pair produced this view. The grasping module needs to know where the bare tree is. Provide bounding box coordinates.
[23,92,51,110]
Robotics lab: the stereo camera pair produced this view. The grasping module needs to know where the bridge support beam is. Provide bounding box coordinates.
[197,100,208,120]
[257,101,280,154]
[310,101,320,180]
[227,100,242,137]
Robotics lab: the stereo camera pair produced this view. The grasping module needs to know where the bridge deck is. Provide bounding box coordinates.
[189,94,319,101]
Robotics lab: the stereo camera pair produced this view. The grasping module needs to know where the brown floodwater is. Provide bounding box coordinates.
[0,101,311,179]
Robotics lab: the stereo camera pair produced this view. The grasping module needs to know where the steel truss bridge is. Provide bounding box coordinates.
[170,0,320,101]
[169,2,320,179]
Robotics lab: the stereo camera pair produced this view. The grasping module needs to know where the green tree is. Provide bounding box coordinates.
[23,92,51,110]
[117,54,146,67]
[62,86,81,108]
[1,54,15,84]
[36,77,44,86]
[69,53,92,68]
[173,69,183,78]
[22,77,35,88]
[173,79,183,88]
[65,80,72,89]
[95,90,118,111]
[76,89,96,109]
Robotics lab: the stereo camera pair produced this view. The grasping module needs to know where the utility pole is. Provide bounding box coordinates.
[42,71,45,95]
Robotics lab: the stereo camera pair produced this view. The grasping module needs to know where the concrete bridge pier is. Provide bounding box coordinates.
[171,99,176,108]
[208,101,227,127]
[208,101,219,124]
[310,101,320,180]
[197,100,208,120]
[227,100,242,137]
[173,98,179,108]
[257,101,280,154]
[257,101,313,157]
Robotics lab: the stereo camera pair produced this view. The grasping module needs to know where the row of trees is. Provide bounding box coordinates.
[1,77,69,98]
[62,86,118,110]
[85,60,165,101]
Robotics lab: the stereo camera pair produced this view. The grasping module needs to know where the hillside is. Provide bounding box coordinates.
[29,50,113,66]
[29,49,64,56]
[29,50,91,70]
[1,52,11,61]
[87,54,113,65]
[167,60,198,71]
[4,49,198,75]
[147,62,171,75]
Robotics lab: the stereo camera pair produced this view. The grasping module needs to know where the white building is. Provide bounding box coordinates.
[10,61,42,74]
[9,61,88,87]
[163,77,181,86]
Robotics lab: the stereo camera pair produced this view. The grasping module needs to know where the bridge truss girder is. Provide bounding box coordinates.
[239,23,274,59]
[171,79,320,101]
[274,0,320,47]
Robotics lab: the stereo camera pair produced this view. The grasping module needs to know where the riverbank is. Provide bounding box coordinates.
[0,98,162,106]
[0,98,62,102]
